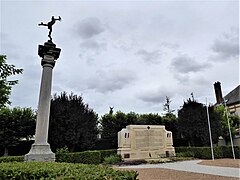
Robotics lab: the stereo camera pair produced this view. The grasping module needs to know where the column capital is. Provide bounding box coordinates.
[38,40,61,60]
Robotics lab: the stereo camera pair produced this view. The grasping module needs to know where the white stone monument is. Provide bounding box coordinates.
[25,40,61,162]
[117,125,175,161]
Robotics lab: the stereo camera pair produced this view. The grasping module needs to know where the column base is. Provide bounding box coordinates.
[25,144,55,162]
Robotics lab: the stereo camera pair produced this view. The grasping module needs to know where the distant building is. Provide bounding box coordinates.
[214,82,240,146]
[224,85,240,116]
[214,82,240,115]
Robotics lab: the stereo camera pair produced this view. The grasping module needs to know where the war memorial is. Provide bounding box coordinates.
[118,125,175,161]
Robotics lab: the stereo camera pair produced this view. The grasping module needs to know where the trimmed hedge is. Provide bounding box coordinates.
[1,147,238,163]
[175,146,240,159]
[56,150,101,164]
[0,162,138,179]
[0,150,117,164]
[99,149,117,162]
[56,149,117,164]
[0,156,24,162]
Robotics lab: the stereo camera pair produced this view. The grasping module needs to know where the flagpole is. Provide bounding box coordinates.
[223,98,235,160]
[206,98,214,160]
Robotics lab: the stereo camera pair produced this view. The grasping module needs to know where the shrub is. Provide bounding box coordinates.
[0,156,24,162]
[175,146,239,159]
[103,154,122,164]
[99,149,117,162]
[56,150,101,164]
[0,162,138,179]
[56,146,70,154]
[176,151,194,157]
[56,149,118,164]
[220,146,239,158]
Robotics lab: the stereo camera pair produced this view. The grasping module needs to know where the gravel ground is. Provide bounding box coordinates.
[117,159,240,180]
[199,159,239,168]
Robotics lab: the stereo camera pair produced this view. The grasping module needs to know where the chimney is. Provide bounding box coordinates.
[214,81,223,104]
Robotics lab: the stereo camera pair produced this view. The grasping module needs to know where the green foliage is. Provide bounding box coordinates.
[98,149,117,162]
[103,154,122,164]
[56,149,118,164]
[0,55,23,108]
[0,107,36,155]
[0,156,24,162]
[138,113,162,125]
[175,146,239,159]
[56,150,101,164]
[56,146,70,154]
[214,105,239,144]
[49,92,98,152]
[178,99,222,146]
[0,162,138,179]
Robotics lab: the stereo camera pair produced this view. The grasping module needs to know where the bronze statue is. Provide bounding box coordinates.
[39,16,61,41]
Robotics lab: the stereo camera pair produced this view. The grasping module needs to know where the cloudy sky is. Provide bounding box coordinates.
[1,0,239,116]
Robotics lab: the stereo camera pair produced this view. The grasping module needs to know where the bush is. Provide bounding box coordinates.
[103,154,122,164]
[56,150,101,164]
[0,162,138,179]
[56,146,70,154]
[56,149,118,164]
[99,149,117,162]
[175,146,239,159]
[0,156,24,162]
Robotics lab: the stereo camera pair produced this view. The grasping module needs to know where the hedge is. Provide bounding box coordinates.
[56,150,101,164]
[175,146,240,159]
[98,149,117,162]
[0,162,138,180]
[0,150,117,164]
[0,156,24,162]
[1,147,238,163]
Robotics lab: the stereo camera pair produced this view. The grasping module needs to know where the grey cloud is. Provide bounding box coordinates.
[160,42,180,49]
[80,39,107,54]
[138,88,174,104]
[173,74,190,85]
[74,17,105,39]
[136,49,161,63]
[211,28,239,60]
[171,55,209,73]
[86,70,136,93]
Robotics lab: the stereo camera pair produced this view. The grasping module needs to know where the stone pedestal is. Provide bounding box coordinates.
[25,40,61,162]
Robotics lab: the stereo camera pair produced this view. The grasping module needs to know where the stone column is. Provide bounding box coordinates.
[25,40,61,162]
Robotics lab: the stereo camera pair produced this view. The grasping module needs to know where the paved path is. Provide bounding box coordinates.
[119,160,240,178]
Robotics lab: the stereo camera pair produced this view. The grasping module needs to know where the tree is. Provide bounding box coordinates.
[0,107,36,156]
[48,92,98,152]
[100,111,136,148]
[0,55,23,108]
[214,105,239,145]
[178,99,221,146]
[163,96,175,115]
[138,113,163,125]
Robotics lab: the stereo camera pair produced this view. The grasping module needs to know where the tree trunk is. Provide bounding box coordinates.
[4,147,8,156]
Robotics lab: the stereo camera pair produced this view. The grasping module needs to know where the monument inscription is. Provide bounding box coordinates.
[118,125,175,161]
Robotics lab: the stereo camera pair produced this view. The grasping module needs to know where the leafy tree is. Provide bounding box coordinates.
[0,107,36,156]
[0,55,23,108]
[178,99,221,146]
[48,92,98,152]
[100,111,136,148]
[214,105,239,144]
[162,113,180,146]
[138,113,163,125]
